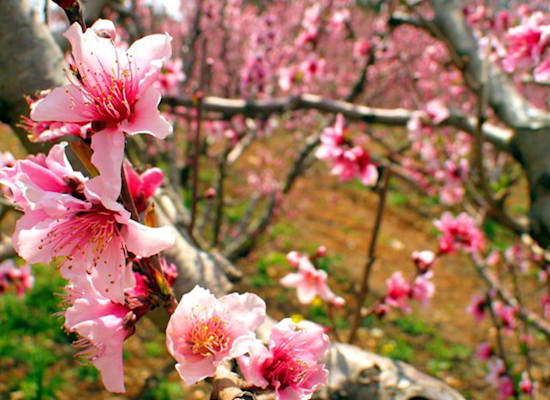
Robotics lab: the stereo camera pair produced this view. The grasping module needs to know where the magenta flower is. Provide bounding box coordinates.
[166,286,266,385]
[503,14,550,72]
[519,371,535,395]
[2,144,175,303]
[64,274,132,393]
[238,319,330,400]
[280,255,344,306]
[434,212,484,254]
[411,271,435,306]
[30,19,172,199]
[475,342,493,361]
[467,294,487,322]
[492,301,517,333]
[384,271,411,313]
[123,160,164,213]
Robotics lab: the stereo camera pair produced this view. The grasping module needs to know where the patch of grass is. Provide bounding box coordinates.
[393,316,435,336]
[389,191,409,207]
[425,337,471,361]
[380,338,415,363]
[142,379,184,400]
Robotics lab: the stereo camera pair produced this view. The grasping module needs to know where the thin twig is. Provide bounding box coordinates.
[348,169,392,343]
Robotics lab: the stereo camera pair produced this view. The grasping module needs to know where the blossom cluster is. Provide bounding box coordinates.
[316,114,378,186]
[434,212,485,255]
[166,286,330,400]
[0,260,33,297]
[281,248,345,307]
[0,20,178,392]
[382,251,436,315]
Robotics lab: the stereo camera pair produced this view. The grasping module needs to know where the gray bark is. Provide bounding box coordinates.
[0,0,65,153]
[430,0,550,246]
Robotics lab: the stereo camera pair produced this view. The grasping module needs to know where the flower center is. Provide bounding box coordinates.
[40,204,120,264]
[69,53,140,125]
[263,355,309,390]
[187,316,231,357]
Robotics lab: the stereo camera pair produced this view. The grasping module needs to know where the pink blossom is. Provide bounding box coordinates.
[2,143,175,303]
[425,99,450,124]
[238,318,329,400]
[156,58,185,95]
[492,301,517,333]
[353,40,371,59]
[123,160,164,213]
[485,250,501,267]
[0,260,34,297]
[467,294,487,322]
[316,245,327,258]
[300,58,325,82]
[316,115,378,186]
[504,243,529,273]
[64,274,132,393]
[166,286,266,385]
[384,271,411,313]
[519,371,535,395]
[434,212,484,254]
[411,271,435,306]
[503,15,550,72]
[281,256,344,306]
[30,20,172,198]
[0,151,15,168]
[286,251,305,267]
[411,250,436,273]
[496,376,515,400]
[542,294,550,319]
[476,342,493,361]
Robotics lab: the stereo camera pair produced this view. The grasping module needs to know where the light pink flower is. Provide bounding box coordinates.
[2,143,175,303]
[281,256,344,306]
[238,318,329,400]
[156,58,185,95]
[286,251,305,267]
[64,274,132,393]
[123,160,164,213]
[411,271,435,306]
[384,271,411,313]
[425,99,450,124]
[486,359,516,399]
[30,19,172,199]
[0,151,15,168]
[166,286,266,385]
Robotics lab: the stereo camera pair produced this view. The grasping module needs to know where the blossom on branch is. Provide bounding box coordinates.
[238,318,330,400]
[166,286,266,385]
[0,143,175,303]
[29,19,172,199]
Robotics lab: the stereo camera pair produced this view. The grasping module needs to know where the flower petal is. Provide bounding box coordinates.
[121,87,172,139]
[122,220,175,257]
[30,85,94,122]
[86,128,125,205]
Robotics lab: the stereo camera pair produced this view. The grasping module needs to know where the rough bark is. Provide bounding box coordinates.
[429,0,550,247]
[0,0,66,153]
